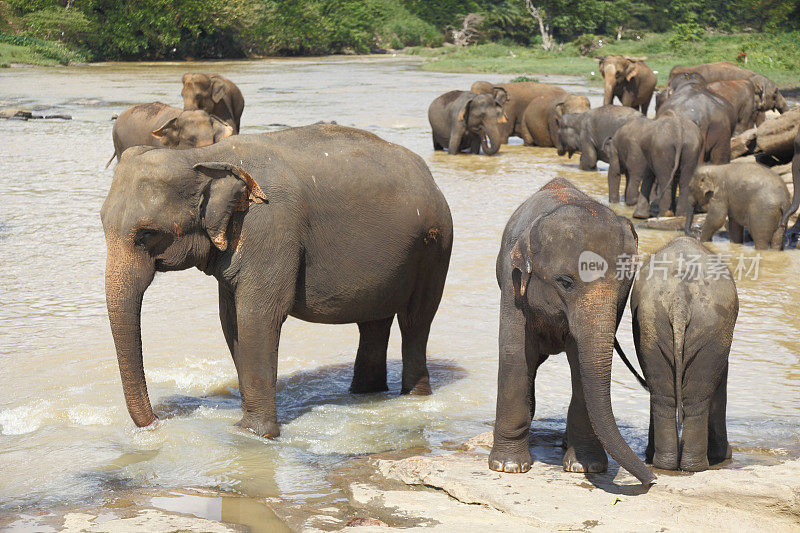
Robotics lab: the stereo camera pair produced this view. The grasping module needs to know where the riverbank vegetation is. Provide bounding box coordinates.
[0,0,797,88]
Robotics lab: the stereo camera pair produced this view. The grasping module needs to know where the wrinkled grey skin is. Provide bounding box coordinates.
[706,79,759,134]
[631,236,738,472]
[686,163,790,250]
[657,75,736,164]
[490,177,655,485]
[182,73,245,133]
[108,102,234,167]
[556,105,643,170]
[428,89,508,155]
[100,124,453,438]
[598,56,657,114]
[779,129,800,244]
[606,112,703,219]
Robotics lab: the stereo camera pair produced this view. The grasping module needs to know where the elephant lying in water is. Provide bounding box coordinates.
[101,124,453,438]
[428,89,508,155]
[490,177,655,485]
[631,236,738,471]
[107,102,234,167]
[182,73,245,133]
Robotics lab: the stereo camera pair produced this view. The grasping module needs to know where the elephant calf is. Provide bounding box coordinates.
[107,102,234,167]
[101,124,453,439]
[182,73,245,133]
[428,89,508,155]
[686,162,790,250]
[490,177,654,485]
[631,236,738,471]
[556,105,643,170]
[520,93,590,149]
[606,111,702,219]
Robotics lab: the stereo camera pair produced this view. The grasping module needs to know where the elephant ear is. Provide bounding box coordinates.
[182,72,192,85]
[625,61,639,81]
[509,226,535,299]
[152,117,180,147]
[211,116,235,142]
[457,98,473,124]
[492,86,509,106]
[194,162,268,251]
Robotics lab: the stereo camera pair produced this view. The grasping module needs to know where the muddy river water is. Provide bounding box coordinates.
[1,56,799,530]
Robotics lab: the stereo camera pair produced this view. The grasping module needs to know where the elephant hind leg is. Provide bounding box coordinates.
[432,134,443,151]
[350,316,393,394]
[728,218,745,244]
[707,363,731,465]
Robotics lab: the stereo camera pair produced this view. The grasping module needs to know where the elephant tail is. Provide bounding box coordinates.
[671,288,689,429]
[614,337,648,390]
[105,152,117,169]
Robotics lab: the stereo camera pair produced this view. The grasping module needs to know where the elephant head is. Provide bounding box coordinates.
[459,88,508,155]
[510,183,653,484]
[100,149,266,427]
[552,95,590,152]
[152,110,234,149]
[556,112,583,157]
[750,74,789,113]
[685,166,718,234]
[598,56,643,105]
[182,73,233,121]
[470,80,495,95]
[659,72,708,110]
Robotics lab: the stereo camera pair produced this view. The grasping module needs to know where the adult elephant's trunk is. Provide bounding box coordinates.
[571,298,655,485]
[105,237,157,428]
[775,91,789,113]
[480,124,502,155]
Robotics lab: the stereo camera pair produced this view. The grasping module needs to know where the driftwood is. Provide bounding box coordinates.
[730,127,757,158]
[636,214,706,231]
[756,106,800,158]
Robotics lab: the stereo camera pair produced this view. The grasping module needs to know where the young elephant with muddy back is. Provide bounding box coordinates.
[107,102,234,167]
[606,111,703,219]
[101,124,453,438]
[428,89,508,155]
[631,236,738,471]
[556,105,643,170]
[490,177,655,485]
[519,93,590,149]
[686,163,790,250]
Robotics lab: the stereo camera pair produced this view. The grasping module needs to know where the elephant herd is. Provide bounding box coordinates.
[429,58,797,251]
[101,62,792,489]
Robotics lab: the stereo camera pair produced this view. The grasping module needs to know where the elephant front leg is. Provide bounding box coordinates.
[489,296,533,473]
[232,295,286,439]
[350,316,393,393]
[563,338,608,473]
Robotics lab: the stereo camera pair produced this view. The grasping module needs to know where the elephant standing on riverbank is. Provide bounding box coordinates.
[520,93,590,149]
[471,80,567,143]
[182,73,245,133]
[631,236,738,472]
[101,124,453,438]
[686,163,790,250]
[490,177,655,485]
[556,105,643,170]
[428,89,508,155]
[598,56,657,114]
[107,102,234,167]
[606,111,703,218]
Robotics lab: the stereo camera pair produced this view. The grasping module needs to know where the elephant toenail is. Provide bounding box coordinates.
[503,462,521,473]
[489,460,503,471]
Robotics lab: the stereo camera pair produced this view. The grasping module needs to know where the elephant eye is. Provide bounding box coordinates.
[134,228,160,248]
[556,275,575,291]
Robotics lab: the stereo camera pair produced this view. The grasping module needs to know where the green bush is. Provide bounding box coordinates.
[21,6,93,44]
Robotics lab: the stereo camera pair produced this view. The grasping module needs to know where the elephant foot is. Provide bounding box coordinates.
[400,375,431,395]
[563,445,608,473]
[632,207,650,219]
[489,437,532,473]
[609,195,620,204]
[680,454,710,472]
[236,416,280,439]
[707,442,732,465]
[349,379,389,394]
[652,452,679,471]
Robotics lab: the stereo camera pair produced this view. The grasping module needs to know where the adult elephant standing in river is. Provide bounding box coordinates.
[490,177,655,485]
[471,80,566,143]
[101,124,453,438]
[428,89,508,155]
[597,56,657,114]
[182,73,245,133]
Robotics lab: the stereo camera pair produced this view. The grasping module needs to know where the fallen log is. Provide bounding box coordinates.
[756,106,800,158]
[730,127,757,158]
